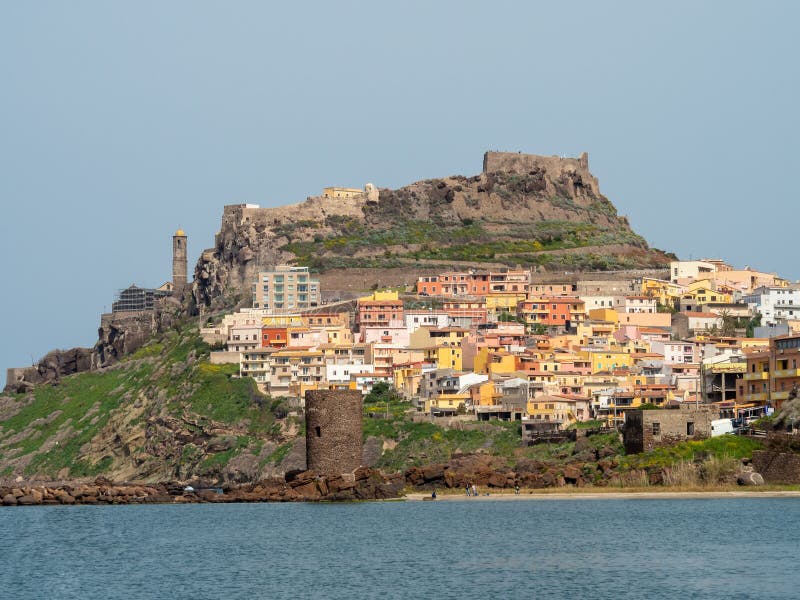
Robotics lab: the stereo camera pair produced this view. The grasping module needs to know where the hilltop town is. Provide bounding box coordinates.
[200,257,795,439]
[2,151,800,492]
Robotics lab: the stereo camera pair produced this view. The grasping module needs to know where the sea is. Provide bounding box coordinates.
[1,497,798,599]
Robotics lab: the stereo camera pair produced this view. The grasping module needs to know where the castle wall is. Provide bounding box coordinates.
[305,389,363,476]
[483,151,589,174]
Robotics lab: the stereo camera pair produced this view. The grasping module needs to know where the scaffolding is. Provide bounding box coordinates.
[112,284,172,312]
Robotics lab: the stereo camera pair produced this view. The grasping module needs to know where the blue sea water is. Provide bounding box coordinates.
[1,497,798,599]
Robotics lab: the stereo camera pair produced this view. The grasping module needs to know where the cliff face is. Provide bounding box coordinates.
[192,151,670,309]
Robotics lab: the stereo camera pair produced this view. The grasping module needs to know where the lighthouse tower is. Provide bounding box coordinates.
[172,229,187,294]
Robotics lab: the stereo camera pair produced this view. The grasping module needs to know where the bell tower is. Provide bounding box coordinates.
[172,229,187,294]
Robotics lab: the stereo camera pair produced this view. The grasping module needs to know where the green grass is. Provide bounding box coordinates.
[1,326,287,479]
[187,366,281,436]
[280,216,656,272]
[0,368,130,476]
[567,420,605,430]
[372,419,523,472]
[619,435,763,471]
[266,441,294,466]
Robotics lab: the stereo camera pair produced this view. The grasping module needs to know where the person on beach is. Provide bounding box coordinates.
[471,483,477,496]
[515,484,520,495]
[465,483,471,496]
[432,489,437,499]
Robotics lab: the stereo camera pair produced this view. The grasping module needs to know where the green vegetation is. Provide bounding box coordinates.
[281,217,653,272]
[0,325,290,480]
[567,419,606,430]
[619,435,763,471]
[364,381,403,405]
[370,419,523,472]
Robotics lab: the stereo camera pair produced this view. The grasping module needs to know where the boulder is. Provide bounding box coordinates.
[421,464,445,483]
[487,472,509,488]
[563,466,582,485]
[737,472,765,486]
[55,490,75,504]
[404,467,425,487]
[2,494,17,506]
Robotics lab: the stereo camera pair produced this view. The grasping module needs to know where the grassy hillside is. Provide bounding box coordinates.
[283,217,654,272]
[0,326,299,483]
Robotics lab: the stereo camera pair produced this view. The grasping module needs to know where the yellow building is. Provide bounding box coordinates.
[359,290,400,302]
[469,381,501,407]
[485,293,527,315]
[473,348,516,375]
[425,393,469,415]
[525,395,589,426]
[683,279,733,305]
[586,308,619,324]
[581,349,634,373]
[640,277,683,307]
[322,187,364,199]
[262,314,304,327]
[409,327,468,349]
[421,346,462,371]
[393,364,424,398]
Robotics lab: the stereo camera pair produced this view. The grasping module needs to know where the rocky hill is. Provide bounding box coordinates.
[192,151,672,309]
[0,327,307,484]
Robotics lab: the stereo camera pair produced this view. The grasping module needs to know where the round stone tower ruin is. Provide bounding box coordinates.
[305,390,363,477]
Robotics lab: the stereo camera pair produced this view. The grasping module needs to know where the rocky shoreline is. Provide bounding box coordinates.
[0,468,404,507]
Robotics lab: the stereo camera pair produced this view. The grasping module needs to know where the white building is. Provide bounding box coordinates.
[651,340,701,365]
[743,286,800,325]
[228,324,261,352]
[326,363,374,384]
[405,310,450,333]
[670,260,717,283]
[579,295,622,313]
[623,296,657,314]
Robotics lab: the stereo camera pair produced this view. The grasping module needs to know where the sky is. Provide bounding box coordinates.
[1,1,798,385]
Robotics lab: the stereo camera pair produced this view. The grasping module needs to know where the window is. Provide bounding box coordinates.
[652,422,661,435]
[687,422,695,436]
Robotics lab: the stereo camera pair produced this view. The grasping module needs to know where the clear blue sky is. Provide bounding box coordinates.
[1,1,798,385]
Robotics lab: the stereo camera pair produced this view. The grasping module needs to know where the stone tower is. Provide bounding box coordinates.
[172,229,187,294]
[305,390,363,477]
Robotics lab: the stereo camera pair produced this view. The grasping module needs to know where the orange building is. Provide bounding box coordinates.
[417,271,491,296]
[261,326,288,348]
[517,296,586,328]
[357,299,404,328]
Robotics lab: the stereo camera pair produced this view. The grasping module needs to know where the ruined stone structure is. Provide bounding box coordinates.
[172,229,188,294]
[624,406,714,454]
[482,151,598,195]
[305,390,363,477]
[751,449,800,484]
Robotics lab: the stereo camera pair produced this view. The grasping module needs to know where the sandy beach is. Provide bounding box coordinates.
[405,490,800,501]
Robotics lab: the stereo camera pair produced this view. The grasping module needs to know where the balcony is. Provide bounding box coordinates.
[773,368,800,378]
[744,393,768,402]
[772,391,790,401]
[743,372,769,381]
